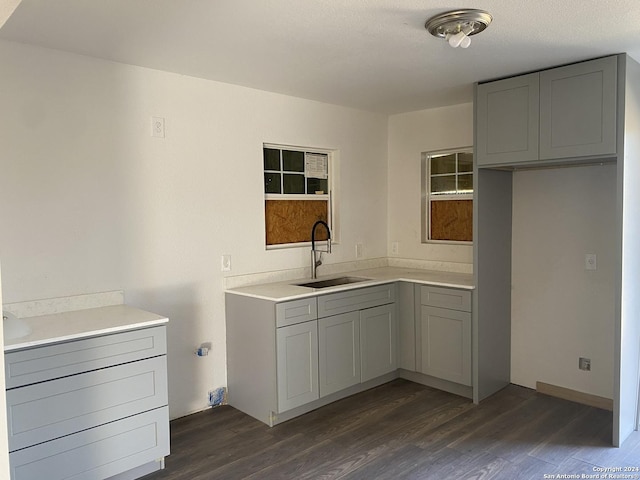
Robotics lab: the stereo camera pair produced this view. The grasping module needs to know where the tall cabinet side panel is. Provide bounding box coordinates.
[616,54,640,446]
[473,167,513,402]
[397,282,416,371]
[225,293,277,425]
[0,265,9,479]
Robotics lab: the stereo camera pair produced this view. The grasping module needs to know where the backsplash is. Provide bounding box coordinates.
[3,290,124,318]
[223,257,472,289]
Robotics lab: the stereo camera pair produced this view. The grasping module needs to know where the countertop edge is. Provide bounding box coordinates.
[4,307,169,352]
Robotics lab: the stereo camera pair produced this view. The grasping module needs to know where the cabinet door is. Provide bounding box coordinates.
[419,306,471,386]
[360,304,397,382]
[276,321,319,412]
[540,56,617,160]
[318,312,360,397]
[476,73,540,166]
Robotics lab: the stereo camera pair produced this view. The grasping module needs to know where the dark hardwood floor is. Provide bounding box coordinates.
[146,380,640,480]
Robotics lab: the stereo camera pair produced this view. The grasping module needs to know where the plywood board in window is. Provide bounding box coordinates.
[431,200,472,242]
[265,200,329,245]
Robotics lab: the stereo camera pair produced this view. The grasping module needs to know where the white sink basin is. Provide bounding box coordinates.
[3,311,32,340]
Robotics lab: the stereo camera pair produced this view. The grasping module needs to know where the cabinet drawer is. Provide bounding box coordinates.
[5,326,167,389]
[7,355,168,452]
[317,284,396,318]
[420,286,471,312]
[9,406,169,480]
[276,297,317,327]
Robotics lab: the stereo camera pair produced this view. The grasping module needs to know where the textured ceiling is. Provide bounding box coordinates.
[2,0,640,114]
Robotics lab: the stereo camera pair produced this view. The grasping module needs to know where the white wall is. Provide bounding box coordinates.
[387,103,473,268]
[0,40,388,419]
[511,164,616,399]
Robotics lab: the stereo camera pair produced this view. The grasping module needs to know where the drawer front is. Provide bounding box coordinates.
[7,356,168,452]
[276,297,317,327]
[9,406,169,480]
[5,326,167,388]
[420,286,471,312]
[318,284,396,318]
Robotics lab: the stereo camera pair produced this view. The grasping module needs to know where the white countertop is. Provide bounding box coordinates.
[4,304,168,352]
[225,266,474,302]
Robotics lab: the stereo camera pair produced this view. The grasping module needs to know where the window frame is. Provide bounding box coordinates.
[263,143,336,250]
[421,147,474,245]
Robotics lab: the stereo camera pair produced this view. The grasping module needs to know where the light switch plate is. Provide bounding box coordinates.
[221,254,231,272]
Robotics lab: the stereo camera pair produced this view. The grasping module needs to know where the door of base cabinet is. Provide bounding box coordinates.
[276,320,319,412]
[420,306,471,386]
[318,311,360,397]
[361,304,397,382]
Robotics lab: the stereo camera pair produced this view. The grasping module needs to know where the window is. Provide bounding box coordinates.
[422,148,473,243]
[263,144,333,247]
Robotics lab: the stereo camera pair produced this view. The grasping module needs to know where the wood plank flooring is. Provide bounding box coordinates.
[146,380,640,480]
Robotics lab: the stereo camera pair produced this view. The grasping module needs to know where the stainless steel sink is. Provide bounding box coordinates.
[296,276,369,289]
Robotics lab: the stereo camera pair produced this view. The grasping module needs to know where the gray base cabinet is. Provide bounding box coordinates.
[318,284,396,390]
[419,306,471,386]
[416,286,472,387]
[476,55,617,167]
[318,311,360,397]
[9,407,169,480]
[360,304,396,382]
[226,283,397,426]
[4,325,169,480]
[276,320,319,412]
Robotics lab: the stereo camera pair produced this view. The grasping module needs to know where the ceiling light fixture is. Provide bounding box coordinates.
[425,9,492,49]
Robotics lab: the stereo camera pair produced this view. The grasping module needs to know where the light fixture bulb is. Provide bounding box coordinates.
[448,31,466,48]
[425,9,492,50]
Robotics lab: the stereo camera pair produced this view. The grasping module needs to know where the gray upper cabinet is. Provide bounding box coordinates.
[476,73,540,166]
[539,55,617,160]
[476,55,617,167]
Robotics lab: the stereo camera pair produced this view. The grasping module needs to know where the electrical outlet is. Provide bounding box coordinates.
[579,357,591,371]
[585,253,597,271]
[392,242,399,255]
[151,116,165,138]
[355,243,363,258]
[221,254,231,272]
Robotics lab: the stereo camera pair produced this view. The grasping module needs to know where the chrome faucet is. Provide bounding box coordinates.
[311,220,331,278]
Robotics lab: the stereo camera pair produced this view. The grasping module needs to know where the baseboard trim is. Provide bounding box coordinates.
[536,381,613,411]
